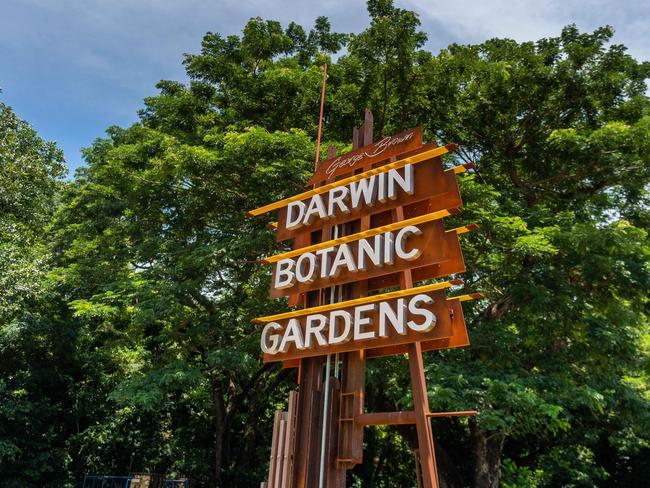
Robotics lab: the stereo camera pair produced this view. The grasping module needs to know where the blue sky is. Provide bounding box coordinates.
[1,0,648,176]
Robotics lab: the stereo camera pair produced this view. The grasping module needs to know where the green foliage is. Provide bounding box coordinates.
[1,1,649,486]
[501,457,545,488]
[0,103,71,487]
[0,103,65,322]
[50,123,315,485]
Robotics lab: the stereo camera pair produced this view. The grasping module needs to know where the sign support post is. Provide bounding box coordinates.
[251,113,480,488]
[394,191,440,488]
[409,341,439,488]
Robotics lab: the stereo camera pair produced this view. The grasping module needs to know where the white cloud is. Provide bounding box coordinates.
[406,0,650,60]
[1,0,647,173]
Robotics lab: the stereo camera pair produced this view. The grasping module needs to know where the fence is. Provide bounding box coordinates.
[82,476,133,488]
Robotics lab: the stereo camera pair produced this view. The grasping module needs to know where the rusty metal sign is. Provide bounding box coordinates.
[249,122,479,488]
[268,218,464,299]
[258,288,452,363]
[276,157,461,242]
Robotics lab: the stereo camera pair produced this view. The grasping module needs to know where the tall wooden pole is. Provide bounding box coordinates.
[291,65,335,487]
[408,342,439,488]
[394,195,440,488]
[315,64,327,169]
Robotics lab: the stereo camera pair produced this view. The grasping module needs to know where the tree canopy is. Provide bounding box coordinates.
[1,1,649,486]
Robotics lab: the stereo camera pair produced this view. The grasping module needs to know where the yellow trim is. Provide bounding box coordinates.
[253,279,463,323]
[447,293,483,302]
[447,223,479,235]
[261,209,455,264]
[452,162,475,175]
[247,145,454,216]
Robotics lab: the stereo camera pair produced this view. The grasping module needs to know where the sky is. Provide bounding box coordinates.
[1,0,648,176]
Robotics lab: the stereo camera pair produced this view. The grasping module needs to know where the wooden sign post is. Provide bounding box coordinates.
[249,112,479,488]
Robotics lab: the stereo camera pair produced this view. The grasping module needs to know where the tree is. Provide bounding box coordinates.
[419,25,650,487]
[4,1,649,486]
[341,0,428,135]
[54,124,320,484]
[0,102,71,486]
[59,5,650,486]
[0,102,65,322]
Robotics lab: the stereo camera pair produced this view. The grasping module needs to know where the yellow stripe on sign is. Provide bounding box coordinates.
[261,208,457,264]
[447,223,479,235]
[253,279,463,323]
[246,144,455,217]
[447,292,483,302]
[452,162,476,175]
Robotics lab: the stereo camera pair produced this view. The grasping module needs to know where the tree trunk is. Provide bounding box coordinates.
[470,421,505,488]
[211,378,227,487]
[435,439,465,488]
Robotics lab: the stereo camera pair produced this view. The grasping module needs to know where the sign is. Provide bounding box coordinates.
[251,122,479,488]
[366,225,466,292]
[366,297,469,359]
[276,157,462,241]
[247,128,475,359]
[308,128,422,185]
[259,287,452,363]
[268,218,464,298]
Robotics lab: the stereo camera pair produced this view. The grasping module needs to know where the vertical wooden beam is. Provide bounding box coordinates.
[291,356,325,487]
[306,387,324,487]
[274,414,287,488]
[414,449,423,488]
[281,391,298,488]
[337,349,366,468]
[352,127,361,150]
[363,109,374,147]
[268,411,282,488]
[392,203,439,488]
[325,378,343,487]
[408,341,439,488]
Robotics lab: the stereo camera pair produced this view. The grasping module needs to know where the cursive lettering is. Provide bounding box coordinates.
[324,130,415,178]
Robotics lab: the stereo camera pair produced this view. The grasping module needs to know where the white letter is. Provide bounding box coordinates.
[329,244,357,278]
[316,247,336,278]
[286,201,306,231]
[358,234,383,271]
[379,299,407,337]
[350,175,377,209]
[383,232,395,266]
[354,303,376,341]
[387,165,414,199]
[395,226,422,261]
[295,253,318,284]
[274,259,296,290]
[377,171,387,203]
[407,294,436,332]
[261,322,282,354]
[328,186,351,217]
[279,318,305,352]
[329,310,352,344]
[303,195,328,225]
[304,314,328,348]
